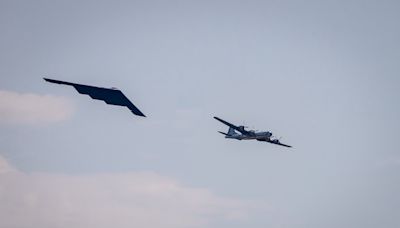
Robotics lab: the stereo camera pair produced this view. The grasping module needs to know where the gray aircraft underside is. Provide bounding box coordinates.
[214,116,292,148]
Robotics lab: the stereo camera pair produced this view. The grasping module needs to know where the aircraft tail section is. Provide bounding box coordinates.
[218,127,236,137]
[227,127,236,136]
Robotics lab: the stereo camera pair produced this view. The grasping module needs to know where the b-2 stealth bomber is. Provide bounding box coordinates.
[44,78,146,117]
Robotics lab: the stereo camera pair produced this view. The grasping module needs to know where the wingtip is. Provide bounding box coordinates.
[43,77,61,84]
[132,111,146,117]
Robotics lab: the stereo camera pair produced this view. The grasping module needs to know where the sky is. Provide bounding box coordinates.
[1,0,400,227]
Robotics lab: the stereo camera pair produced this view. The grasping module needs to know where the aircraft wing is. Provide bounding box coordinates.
[213,116,249,134]
[44,78,146,117]
[268,140,292,148]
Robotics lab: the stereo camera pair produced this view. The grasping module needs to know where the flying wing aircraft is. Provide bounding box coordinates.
[214,116,291,147]
[44,78,146,117]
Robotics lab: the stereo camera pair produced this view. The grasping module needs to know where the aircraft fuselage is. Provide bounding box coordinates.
[225,131,272,140]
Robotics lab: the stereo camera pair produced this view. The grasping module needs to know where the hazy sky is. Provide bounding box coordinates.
[1,0,399,227]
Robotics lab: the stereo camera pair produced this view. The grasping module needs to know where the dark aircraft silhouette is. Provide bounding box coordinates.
[214,116,291,147]
[44,78,146,117]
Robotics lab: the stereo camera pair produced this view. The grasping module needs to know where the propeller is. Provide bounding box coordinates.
[241,121,249,129]
[271,135,282,143]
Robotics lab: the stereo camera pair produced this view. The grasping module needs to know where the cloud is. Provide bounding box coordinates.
[0,156,16,174]
[0,90,74,125]
[0,156,250,228]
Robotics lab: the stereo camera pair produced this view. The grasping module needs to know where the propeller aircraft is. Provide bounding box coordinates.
[214,116,291,148]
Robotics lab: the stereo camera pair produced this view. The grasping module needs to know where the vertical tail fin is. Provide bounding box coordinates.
[227,127,236,136]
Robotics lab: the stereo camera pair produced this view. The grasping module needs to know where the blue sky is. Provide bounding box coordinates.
[1,1,400,227]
